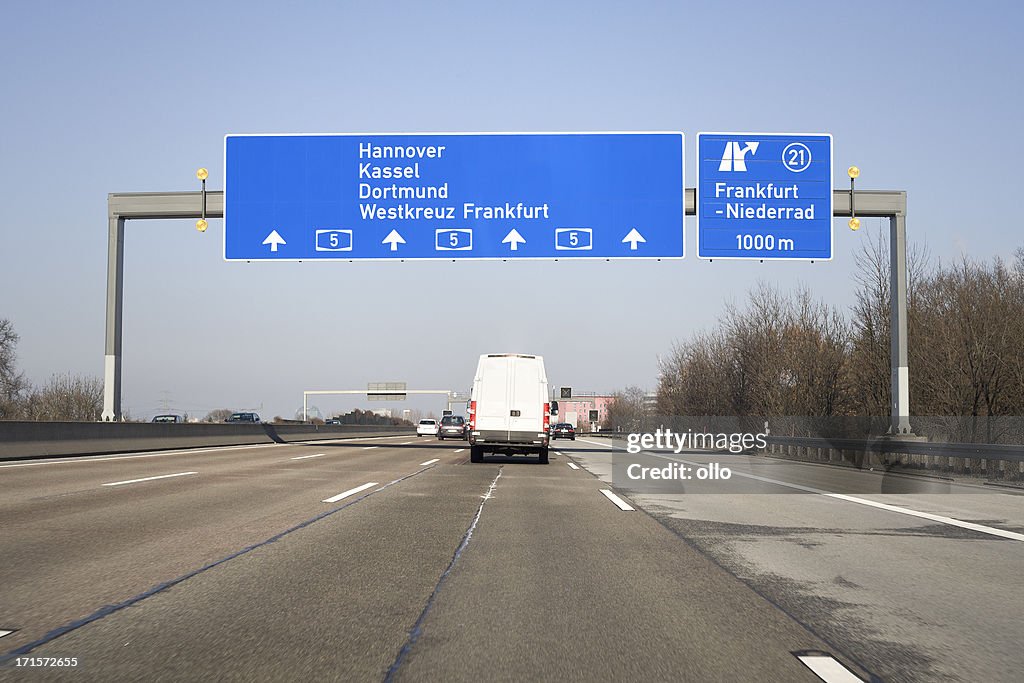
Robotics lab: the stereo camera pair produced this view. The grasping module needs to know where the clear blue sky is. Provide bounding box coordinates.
[2,1,1022,419]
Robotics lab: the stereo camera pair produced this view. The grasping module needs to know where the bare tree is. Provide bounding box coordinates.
[657,331,736,417]
[0,319,28,419]
[1011,249,1024,409]
[604,386,650,432]
[657,282,849,421]
[847,234,931,416]
[847,235,891,416]
[721,284,788,416]
[22,373,103,421]
[204,408,234,422]
[912,255,1024,421]
[780,287,850,417]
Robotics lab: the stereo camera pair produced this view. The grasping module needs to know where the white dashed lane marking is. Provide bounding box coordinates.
[103,472,198,487]
[322,482,378,504]
[795,652,862,682]
[599,489,635,511]
[419,459,440,466]
[291,453,326,460]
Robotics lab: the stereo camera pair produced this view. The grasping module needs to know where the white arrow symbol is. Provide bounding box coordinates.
[502,228,526,251]
[262,230,286,252]
[622,228,646,250]
[382,229,406,252]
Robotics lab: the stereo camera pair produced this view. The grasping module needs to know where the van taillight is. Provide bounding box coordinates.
[469,401,476,430]
[543,403,550,431]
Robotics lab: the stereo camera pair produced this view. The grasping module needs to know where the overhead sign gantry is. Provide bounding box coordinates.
[105,129,913,436]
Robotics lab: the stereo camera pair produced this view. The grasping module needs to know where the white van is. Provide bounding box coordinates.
[468,353,550,464]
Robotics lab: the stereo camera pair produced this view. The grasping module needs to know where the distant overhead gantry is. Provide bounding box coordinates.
[301,388,468,422]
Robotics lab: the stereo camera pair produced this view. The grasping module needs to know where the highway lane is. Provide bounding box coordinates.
[0,434,460,655]
[392,450,845,682]
[564,439,1024,682]
[6,455,499,681]
[1,442,858,682]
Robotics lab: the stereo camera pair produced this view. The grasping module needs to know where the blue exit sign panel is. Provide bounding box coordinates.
[697,133,833,260]
[224,133,684,261]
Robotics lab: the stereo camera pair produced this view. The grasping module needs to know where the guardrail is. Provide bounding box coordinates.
[762,435,1024,479]
[0,422,413,461]
[764,435,1024,463]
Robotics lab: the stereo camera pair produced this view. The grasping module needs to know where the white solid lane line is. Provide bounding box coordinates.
[103,472,198,487]
[567,462,580,470]
[824,492,1024,542]
[291,453,326,460]
[420,458,440,466]
[647,452,1024,542]
[453,449,465,453]
[0,630,13,639]
[322,482,378,503]
[796,654,862,682]
[0,443,285,469]
[599,489,635,511]
[577,438,614,448]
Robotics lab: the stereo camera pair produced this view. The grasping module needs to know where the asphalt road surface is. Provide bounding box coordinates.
[1,434,1021,681]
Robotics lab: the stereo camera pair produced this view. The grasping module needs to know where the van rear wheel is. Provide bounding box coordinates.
[470,446,483,463]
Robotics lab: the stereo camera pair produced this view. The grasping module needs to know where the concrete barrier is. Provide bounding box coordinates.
[0,422,413,460]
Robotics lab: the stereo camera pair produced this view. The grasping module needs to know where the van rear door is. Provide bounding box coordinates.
[475,355,512,437]
[508,358,544,435]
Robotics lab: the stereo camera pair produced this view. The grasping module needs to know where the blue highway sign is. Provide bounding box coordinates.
[696,133,832,260]
[224,133,684,261]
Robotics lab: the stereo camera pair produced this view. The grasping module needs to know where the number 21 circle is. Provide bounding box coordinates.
[782,142,812,173]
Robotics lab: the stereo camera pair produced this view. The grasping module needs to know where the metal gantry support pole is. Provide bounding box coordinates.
[830,189,913,435]
[101,215,125,421]
[890,210,913,434]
